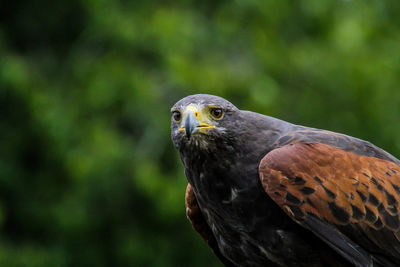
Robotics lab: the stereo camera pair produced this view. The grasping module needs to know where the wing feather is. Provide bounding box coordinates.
[259,143,400,266]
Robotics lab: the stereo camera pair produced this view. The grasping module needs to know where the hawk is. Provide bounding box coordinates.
[170,94,400,267]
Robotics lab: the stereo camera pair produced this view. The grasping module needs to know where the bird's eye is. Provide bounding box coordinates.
[210,108,224,119]
[172,110,182,122]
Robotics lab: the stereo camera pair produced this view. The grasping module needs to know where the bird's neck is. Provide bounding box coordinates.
[181,113,293,202]
[180,139,271,202]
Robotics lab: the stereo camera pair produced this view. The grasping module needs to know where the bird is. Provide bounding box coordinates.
[170,94,400,267]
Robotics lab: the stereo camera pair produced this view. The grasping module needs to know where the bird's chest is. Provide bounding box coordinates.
[191,172,283,266]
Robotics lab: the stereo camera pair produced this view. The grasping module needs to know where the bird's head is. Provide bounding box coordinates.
[171,94,239,151]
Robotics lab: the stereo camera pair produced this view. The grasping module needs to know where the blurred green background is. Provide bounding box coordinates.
[1,0,400,266]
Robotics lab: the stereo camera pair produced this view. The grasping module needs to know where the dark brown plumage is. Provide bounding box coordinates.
[185,184,236,267]
[171,94,400,267]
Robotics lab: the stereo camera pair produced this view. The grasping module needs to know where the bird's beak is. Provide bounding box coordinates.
[178,105,216,139]
[185,111,199,139]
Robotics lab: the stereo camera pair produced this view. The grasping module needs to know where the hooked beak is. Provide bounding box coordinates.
[178,106,216,139]
[185,111,199,139]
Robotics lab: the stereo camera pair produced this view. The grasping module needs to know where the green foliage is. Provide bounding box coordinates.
[1,0,400,266]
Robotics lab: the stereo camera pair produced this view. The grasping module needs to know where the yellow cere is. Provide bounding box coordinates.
[178,104,216,133]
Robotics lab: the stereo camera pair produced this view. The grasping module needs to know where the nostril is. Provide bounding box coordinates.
[195,112,198,118]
